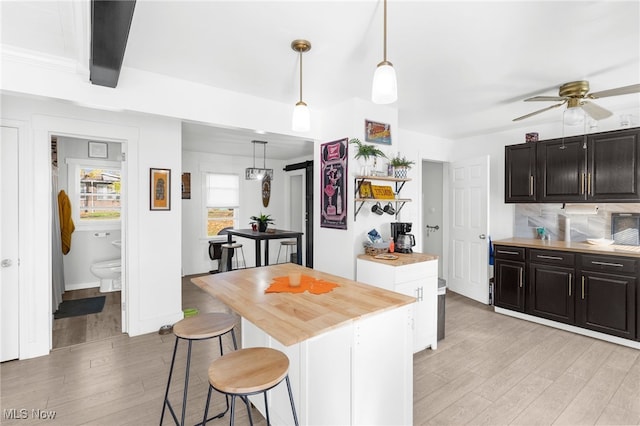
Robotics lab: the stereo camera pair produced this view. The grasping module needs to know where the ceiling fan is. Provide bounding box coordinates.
[512,80,640,122]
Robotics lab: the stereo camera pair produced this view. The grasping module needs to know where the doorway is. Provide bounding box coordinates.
[284,160,313,267]
[51,135,125,348]
[421,160,445,279]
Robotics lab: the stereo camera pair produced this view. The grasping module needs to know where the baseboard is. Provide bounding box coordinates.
[494,307,640,350]
[65,281,100,291]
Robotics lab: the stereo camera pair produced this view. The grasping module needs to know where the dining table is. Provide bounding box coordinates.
[224,228,303,268]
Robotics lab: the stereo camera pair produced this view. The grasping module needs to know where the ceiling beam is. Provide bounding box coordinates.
[90,0,136,88]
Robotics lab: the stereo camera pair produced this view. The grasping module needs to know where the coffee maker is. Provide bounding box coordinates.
[391,222,415,253]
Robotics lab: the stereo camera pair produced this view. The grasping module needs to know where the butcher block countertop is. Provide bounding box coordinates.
[191,263,415,347]
[357,252,438,266]
[494,237,640,259]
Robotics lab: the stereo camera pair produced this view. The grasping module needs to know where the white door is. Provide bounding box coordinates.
[449,155,489,303]
[1,125,20,361]
[286,170,305,265]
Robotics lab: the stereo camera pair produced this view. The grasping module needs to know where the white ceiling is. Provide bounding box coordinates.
[2,1,639,159]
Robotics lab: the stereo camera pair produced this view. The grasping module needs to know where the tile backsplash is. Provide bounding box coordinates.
[514,203,640,243]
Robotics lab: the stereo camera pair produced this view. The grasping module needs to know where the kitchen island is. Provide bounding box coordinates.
[192,263,415,425]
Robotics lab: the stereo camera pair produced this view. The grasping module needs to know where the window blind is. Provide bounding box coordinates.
[206,173,239,208]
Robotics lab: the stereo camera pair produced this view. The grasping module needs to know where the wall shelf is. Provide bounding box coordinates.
[354,175,411,221]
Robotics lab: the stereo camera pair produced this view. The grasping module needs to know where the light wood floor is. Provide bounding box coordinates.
[53,288,122,349]
[2,274,639,425]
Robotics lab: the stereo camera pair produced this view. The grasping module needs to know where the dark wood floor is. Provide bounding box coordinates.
[2,274,639,425]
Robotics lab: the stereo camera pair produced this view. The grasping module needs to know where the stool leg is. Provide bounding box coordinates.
[231,329,238,350]
[202,385,213,426]
[277,244,283,264]
[229,395,236,426]
[161,336,180,425]
[179,340,194,426]
[242,395,254,426]
[263,392,270,425]
[285,375,299,426]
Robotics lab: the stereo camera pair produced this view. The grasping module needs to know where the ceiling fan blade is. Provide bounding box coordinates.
[588,83,640,99]
[524,96,567,102]
[512,102,566,122]
[580,101,613,120]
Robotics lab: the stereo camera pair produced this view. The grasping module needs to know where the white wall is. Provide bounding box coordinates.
[2,94,183,358]
[315,98,398,279]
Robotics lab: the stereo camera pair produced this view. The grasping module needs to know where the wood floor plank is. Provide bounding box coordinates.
[3,275,639,426]
[469,373,553,425]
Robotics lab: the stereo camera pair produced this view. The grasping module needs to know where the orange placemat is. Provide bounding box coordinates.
[266,275,340,295]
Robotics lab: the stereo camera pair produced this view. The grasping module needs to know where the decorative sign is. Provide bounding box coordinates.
[320,138,348,229]
[262,175,271,207]
[371,185,395,199]
[365,119,391,145]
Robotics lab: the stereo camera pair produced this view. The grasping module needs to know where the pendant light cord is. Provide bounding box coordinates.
[299,49,303,103]
[383,0,387,62]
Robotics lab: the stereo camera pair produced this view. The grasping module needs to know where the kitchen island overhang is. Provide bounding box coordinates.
[192,263,416,425]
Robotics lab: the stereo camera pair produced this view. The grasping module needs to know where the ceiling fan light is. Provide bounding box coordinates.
[292,101,310,132]
[564,106,585,126]
[372,62,397,104]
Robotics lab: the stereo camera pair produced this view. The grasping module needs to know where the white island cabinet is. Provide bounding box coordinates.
[192,263,415,425]
[357,253,439,352]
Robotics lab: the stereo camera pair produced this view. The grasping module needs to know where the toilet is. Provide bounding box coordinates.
[90,259,122,292]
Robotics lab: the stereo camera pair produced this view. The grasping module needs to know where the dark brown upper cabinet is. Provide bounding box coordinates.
[587,129,640,201]
[505,143,537,202]
[505,127,640,203]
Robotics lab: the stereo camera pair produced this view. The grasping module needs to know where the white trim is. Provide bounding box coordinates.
[494,307,640,350]
[27,114,138,359]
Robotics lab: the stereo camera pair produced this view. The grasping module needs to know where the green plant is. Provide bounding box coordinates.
[249,213,274,225]
[389,154,415,168]
[349,138,387,161]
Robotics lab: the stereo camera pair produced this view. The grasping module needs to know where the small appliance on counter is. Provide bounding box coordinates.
[391,222,416,253]
[611,213,640,245]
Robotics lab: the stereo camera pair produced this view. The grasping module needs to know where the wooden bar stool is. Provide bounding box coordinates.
[161,313,238,426]
[221,243,246,270]
[276,240,297,264]
[202,347,299,426]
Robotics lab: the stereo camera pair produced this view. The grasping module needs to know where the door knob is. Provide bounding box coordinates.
[1,259,12,268]
[479,234,486,239]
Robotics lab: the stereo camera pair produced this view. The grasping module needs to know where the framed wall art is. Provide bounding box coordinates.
[181,172,191,199]
[365,119,391,145]
[320,138,348,230]
[150,168,171,210]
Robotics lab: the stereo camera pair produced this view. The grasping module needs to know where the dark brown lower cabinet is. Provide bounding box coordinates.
[494,259,525,312]
[494,245,639,342]
[577,271,636,340]
[528,263,575,324]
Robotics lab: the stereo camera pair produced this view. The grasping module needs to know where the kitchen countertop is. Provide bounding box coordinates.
[191,263,415,346]
[494,237,640,258]
[357,251,438,266]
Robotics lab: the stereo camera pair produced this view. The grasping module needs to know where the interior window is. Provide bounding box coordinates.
[205,173,239,237]
[67,159,121,230]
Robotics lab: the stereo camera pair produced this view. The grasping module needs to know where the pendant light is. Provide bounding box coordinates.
[245,140,273,180]
[371,0,397,104]
[291,39,311,132]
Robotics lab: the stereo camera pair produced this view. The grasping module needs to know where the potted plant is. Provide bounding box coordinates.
[349,138,387,175]
[250,213,274,232]
[389,154,415,178]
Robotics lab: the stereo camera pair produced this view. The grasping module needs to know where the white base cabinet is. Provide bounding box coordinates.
[242,304,413,425]
[357,256,438,352]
